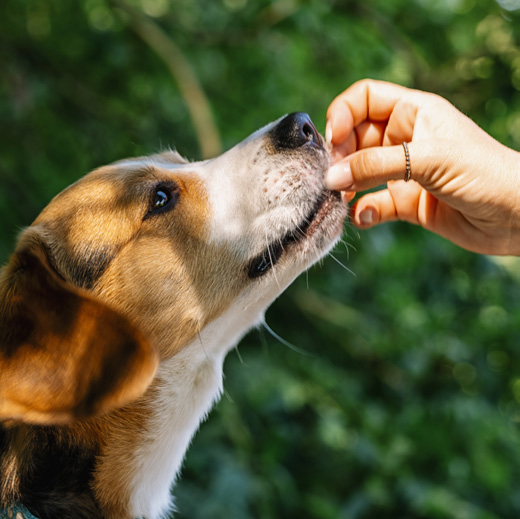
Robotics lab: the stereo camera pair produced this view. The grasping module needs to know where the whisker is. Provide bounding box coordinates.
[345,221,360,242]
[265,233,282,290]
[258,326,270,353]
[336,239,351,261]
[222,385,235,404]
[197,331,212,364]
[234,345,247,366]
[295,223,306,241]
[329,253,356,276]
[262,320,314,357]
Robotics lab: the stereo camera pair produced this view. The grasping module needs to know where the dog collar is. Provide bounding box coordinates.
[0,504,39,519]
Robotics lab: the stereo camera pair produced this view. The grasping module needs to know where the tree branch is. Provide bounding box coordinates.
[112,1,222,159]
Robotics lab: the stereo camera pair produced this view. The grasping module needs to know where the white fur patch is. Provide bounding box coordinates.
[127,289,274,519]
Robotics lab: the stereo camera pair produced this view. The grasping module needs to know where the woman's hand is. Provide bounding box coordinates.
[325,79,520,256]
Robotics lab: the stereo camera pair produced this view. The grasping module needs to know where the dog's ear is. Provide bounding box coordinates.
[0,236,158,425]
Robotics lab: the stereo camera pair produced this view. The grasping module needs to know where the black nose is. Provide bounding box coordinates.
[271,112,321,150]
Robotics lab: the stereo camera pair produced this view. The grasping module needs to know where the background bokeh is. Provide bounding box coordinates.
[2,1,520,517]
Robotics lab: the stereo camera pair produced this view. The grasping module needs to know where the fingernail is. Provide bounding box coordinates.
[325,162,353,190]
[341,191,356,204]
[325,121,332,145]
[359,208,376,226]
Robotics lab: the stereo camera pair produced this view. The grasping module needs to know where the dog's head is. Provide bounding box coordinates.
[0,113,347,425]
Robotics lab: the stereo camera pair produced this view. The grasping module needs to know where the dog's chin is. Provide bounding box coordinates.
[289,188,347,257]
[301,189,343,240]
[247,188,347,280]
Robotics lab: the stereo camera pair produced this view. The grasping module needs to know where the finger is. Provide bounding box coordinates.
[355,121,387,149]
[351,182,424,228]
[330,131,357,164]
[330,121,387,161]
[350,191,395,228]
[351,186,494,255]
[326,145,407,191]
[341,190,356,204]
[326,141,435,192]
[326,95,354,146]
[326,80,417,146]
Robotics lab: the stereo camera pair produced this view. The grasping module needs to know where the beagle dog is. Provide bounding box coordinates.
[0,113,347,519]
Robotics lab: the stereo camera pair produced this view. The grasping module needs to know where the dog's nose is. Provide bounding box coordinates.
[271,112,321,150]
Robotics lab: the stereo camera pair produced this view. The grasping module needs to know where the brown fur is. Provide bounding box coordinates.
[0,116,343,518]
[0,151,254,518]
[0,234,157,425]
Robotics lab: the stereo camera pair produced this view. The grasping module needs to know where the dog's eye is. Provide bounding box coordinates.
[145,183,179,219]
[154,190,170,209]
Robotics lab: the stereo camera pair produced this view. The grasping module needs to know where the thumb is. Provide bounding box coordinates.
[326,142,432,192]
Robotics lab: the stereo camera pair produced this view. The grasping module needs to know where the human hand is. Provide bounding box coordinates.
[325,79,520,256]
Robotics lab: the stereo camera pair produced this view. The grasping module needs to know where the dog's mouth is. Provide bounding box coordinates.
[247,189,341,279]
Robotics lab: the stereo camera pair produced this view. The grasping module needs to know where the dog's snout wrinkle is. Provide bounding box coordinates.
[271,112,321,150]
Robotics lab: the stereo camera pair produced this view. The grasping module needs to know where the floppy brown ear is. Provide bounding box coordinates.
[0,237,158,425]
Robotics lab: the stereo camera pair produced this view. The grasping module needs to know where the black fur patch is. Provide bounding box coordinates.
[1,425,102,519]
[69,245,116,290]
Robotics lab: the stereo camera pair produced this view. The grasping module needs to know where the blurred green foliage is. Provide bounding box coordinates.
[2,0,520,517]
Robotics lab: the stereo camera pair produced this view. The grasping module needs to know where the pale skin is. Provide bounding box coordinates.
[325,79,520,256]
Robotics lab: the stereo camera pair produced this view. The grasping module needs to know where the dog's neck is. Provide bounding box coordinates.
[94,290,273,519]
[124,348,224,518]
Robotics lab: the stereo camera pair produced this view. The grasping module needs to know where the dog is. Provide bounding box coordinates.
[0,112,347,519]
